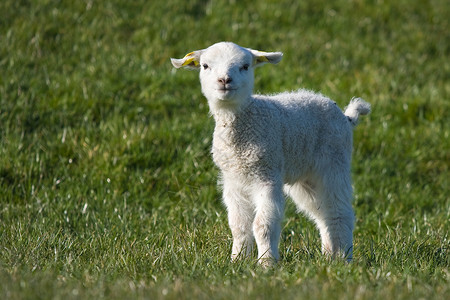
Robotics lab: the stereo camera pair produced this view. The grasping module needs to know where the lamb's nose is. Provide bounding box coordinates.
[218,77,232,85]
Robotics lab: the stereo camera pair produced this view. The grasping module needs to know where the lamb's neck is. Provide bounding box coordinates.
[210,97,253,127]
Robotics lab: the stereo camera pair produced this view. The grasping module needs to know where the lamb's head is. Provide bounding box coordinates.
[171,42,282,112]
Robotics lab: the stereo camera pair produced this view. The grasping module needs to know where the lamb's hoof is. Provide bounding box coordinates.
[258,257,278,269]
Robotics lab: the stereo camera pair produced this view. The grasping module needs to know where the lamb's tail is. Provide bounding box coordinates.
[344,97,371,126]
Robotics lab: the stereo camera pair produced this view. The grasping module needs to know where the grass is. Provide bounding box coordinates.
[0,0,448,299]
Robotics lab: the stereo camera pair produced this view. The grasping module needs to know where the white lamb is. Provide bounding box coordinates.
[171,42,370,266]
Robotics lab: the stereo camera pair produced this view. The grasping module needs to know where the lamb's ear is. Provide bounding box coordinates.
[248,49,283,67]
[170,50,203,69]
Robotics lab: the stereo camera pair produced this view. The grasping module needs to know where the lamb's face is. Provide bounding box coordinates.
[171,42,283,112]
[199,43,254,107]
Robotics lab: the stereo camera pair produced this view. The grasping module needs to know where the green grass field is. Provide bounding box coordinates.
[0,0,448,299]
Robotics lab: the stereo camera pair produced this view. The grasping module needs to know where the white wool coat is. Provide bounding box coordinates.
[212,89,353,187]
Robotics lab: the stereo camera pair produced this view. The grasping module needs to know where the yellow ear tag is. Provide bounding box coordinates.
[182,52,199,67]
[255,55,269,64]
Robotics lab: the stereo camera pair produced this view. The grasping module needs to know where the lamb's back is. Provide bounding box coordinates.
[256,90,353,182]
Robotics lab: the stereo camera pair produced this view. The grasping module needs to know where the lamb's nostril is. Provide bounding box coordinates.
[218,77,232,85]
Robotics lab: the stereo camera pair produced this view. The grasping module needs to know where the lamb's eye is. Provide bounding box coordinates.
[202,63,209,70]
[241,64,249,71]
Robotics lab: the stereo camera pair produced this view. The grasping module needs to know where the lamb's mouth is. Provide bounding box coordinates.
[217,88,236,92]
[216,88,237,101]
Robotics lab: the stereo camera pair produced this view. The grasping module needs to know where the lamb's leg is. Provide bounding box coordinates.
[317,209,354,261]
[315,173,355,261]
[287,177,354,261]
[223,179,255,261]
[251,182,285,267]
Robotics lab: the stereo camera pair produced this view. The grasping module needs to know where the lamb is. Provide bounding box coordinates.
[171,42,371,266]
